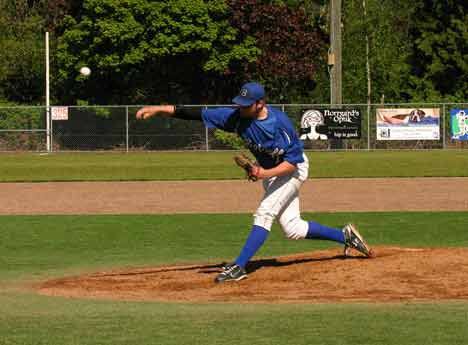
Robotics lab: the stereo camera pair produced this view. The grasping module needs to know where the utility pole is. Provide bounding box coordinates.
[329,0,343,149]
[364,0,371,150]
[330,0,342,106]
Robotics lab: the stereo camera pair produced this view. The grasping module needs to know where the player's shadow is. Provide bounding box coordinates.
[92,254,367,278]
[247,254,369,274]
[93,263,223,278]
[245,256,342,274]
[198,253,367,275]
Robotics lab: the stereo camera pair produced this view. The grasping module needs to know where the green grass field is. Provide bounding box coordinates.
[1,212,468,345]
[2,150,467,344]
[1,150,468,182]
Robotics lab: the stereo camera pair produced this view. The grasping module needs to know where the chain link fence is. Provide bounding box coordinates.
[0,106,47,151]
[0,103,467,152]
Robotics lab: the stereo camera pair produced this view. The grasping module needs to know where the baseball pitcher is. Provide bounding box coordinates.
[136,82,374,283]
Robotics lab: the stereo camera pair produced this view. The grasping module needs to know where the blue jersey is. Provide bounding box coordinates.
[202,106,304,169]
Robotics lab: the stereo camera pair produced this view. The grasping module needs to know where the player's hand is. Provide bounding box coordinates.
[136,105,175,120]
[136,106,158,120]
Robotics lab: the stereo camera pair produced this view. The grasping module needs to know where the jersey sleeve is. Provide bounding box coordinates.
[283,138,304,165]
[280,119,304,166]
[201,107,239,132]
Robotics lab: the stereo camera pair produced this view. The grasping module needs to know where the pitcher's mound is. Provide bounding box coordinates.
[39,246,468,303]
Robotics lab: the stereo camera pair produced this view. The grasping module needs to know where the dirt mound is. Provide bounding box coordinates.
[38,246,468,303]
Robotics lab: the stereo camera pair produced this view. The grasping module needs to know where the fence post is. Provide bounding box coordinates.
[442,103,446,149]
[125,106,129,152]
[50,109,54,152]
[205,107,209,151]
[367,104,371,150]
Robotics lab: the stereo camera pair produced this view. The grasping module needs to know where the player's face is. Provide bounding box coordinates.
[239,100,264,118]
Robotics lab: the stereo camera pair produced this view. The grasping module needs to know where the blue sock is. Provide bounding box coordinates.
[234,225,269,268]
[306,221,345,244]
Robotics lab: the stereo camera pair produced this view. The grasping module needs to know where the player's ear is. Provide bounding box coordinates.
[256,99,265,111]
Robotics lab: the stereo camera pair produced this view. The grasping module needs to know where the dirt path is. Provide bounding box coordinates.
[1,177,467,215]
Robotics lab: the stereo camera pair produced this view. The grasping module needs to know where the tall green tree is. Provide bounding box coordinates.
[342,0,414,103]
[56,0,259,104]
[227,0,327,103]
[0,0,47,104]
[407,0,467,102]
[342,0,466,104]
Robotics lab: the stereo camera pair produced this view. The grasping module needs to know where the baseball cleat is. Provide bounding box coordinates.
[342,223,374,258]
[215,264,247,283]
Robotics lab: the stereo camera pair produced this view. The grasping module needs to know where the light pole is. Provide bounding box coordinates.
[45,31,51,152]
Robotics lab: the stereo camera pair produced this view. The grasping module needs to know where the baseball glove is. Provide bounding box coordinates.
[234,153,260,182]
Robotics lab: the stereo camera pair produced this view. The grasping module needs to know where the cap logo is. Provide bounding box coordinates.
[240,88,248,97]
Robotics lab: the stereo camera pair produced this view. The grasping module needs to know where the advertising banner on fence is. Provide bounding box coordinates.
[450,109,468,140]
[300,108,361,140]
[376,108,440,140]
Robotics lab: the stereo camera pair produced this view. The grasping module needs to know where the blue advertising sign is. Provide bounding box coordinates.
[451,109,468,141]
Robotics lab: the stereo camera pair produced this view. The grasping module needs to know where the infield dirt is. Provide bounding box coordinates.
[39,246,468,303]
[2,177,468,214]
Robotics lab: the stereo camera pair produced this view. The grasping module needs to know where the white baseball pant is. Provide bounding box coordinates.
[253,153,310,240]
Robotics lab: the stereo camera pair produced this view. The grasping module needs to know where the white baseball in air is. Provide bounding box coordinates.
[80,66,91,76]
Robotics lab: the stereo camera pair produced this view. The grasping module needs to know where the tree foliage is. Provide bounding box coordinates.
[407,0,467,102]
[56,0,259,104]
[228,0,327,102]
[343,0,467,103]
[342,0,415,103]
[0,0,47,104]
[0,0,465,106]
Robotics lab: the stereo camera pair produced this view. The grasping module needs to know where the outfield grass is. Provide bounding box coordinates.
[1,150,468,182]
[1,212,468,345]
[1,292,467,345]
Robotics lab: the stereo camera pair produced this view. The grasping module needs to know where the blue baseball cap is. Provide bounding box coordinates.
[232,82,265,106]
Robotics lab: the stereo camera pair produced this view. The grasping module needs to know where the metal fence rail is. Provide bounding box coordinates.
[0,103,467,152]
